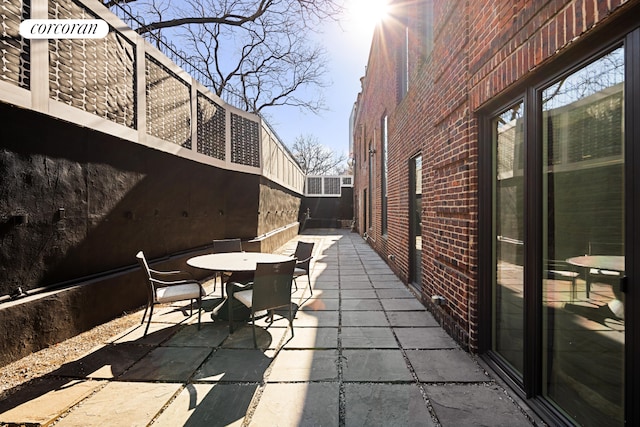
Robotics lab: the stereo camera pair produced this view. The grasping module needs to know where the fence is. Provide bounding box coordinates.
[0,0,304,194]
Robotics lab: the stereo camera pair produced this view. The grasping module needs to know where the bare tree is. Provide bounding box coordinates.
[106,0,342,114]
[291,134,347,175]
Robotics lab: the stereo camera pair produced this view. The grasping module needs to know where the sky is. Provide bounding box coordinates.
[260,0,388,160]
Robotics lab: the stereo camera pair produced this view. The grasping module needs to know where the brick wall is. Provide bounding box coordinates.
[352,0,637,352]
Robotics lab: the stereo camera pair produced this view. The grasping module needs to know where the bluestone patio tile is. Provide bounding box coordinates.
[425,384,532,426]
[406,349,489,382]
[342,349,413,381]
[267,349,339,381]
[345,383,436,427]
[249,383,339,426]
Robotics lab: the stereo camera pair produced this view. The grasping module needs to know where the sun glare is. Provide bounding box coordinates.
[348,0,390,38]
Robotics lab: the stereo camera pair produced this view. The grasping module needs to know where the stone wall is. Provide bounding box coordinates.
[0,102,302,365]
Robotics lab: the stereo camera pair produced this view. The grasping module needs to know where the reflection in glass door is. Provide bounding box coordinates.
[409,155,422,289]
[541,48,625,426]
[492,103,525,376]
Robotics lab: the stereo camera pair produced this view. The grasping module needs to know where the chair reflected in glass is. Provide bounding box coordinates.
[212,238,243,297]
[136,251,204,336]
[291,241,314,296]
[586,241,623,298]
[228,259,297,348]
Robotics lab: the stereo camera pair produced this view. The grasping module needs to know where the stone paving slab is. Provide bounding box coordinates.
[393,327,459,349]
[340,280,375,289]
[161,323,229,348]
[344,383,436,427]
[0,378,105,426]
[119,346,212,382]
[221,324,289,349]
[387,311,439,327]
[342,311,389,327]
[342,299,383,311]
[341,289,378,299]
[342,349,414,381]
[300,297,339,311]
[153,383,258,427]
[308,289,339,299]
[370,277,407,288]
[406,349,490,383]
[381,298,429,311]
[341,327,399,349]
[268,349,339,381]
[282,326,338,349]
[294,310,339,327]
[54,381,180,427]
[249,383,340,426]
[54,343,152,379]
[425,383,533,426]
[194,349,274,382]
[376,288,417,298]
[110,322,181,345]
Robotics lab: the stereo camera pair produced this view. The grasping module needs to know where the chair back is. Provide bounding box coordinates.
[588,241,623,256]
[136,251,155,301]
[213,238,243,253]
[294,241,314,271]
[251,259,296,312]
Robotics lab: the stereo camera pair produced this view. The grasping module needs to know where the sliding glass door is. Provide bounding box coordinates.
[486,43,633,426]
[541,48,625,426]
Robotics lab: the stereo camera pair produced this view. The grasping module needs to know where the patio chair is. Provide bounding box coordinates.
[212,238,243,297]
[228,259,297,348]
[586,242,623,298]
[136,251,204,336]
[544,259,579,302]
[292,241,314,296]
[212,238,243,253]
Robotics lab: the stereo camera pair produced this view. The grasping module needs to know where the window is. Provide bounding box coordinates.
[368,140,374,229]
[422,0,434,57]
[397,24,409,102]
[381,114,388,234]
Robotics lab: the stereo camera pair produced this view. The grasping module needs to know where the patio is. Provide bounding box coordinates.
[0,230,536,426]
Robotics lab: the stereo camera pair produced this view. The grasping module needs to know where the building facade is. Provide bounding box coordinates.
[352,0,640,425]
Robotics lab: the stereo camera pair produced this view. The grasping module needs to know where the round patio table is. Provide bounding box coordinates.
[566,255,625,319]
[565,255,624,272]
[187,252,293,321]
[187,252,292,272]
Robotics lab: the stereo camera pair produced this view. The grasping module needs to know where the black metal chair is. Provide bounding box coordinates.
[228,259,296,348]
[545,259,580,302]
[292,241,314,296]
[212,238,243,297]
[136,251,203,336]
[212,238,243,253]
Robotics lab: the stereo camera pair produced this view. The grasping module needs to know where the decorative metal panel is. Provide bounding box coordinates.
[306,177,322,195]
[230,113,260,167]
[197,93,225,160]
[145,55,191,147]
[1,0,30,89]
[324,177,341,195]
[49,0,135,128]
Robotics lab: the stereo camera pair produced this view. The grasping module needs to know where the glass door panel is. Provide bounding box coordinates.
[541,48,625,427]
[492,103,525,375]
